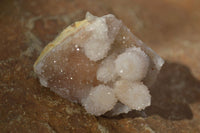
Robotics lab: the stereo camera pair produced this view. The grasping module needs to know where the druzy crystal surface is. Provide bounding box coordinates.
[34,12,164,116]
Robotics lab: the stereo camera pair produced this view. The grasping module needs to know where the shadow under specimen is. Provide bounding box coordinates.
[104,61,200,120]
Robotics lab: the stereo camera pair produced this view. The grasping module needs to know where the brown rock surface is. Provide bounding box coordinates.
[1,0,200,132]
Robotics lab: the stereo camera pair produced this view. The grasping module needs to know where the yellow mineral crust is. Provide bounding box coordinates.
[34,20,89,67]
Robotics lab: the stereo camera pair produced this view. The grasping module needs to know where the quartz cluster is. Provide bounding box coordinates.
[34,12,164,116]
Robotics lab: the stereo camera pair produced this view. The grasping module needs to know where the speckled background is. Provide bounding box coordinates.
[1,0,200,132]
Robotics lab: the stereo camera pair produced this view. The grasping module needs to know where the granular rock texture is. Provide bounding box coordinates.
[1,0,200,132]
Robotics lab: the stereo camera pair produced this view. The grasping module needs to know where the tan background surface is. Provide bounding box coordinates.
[1,0,200,132]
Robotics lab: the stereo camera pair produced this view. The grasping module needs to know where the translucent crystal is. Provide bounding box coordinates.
[106,102,131,116]
[34,12,164,116]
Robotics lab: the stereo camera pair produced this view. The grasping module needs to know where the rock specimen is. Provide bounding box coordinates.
[34,12,164,116]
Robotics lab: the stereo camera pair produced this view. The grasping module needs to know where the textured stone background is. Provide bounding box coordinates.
[1,0,200,132]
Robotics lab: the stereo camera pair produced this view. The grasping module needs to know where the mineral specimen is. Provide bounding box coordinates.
[34,12,164,116]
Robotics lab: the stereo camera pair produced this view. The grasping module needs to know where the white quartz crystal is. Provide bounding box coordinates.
[34,12,164,116]
[115,47,149,81]
[82,85,117,116]
[96,55,117,83]
[83,16,110,61]
[114,80,151,110]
